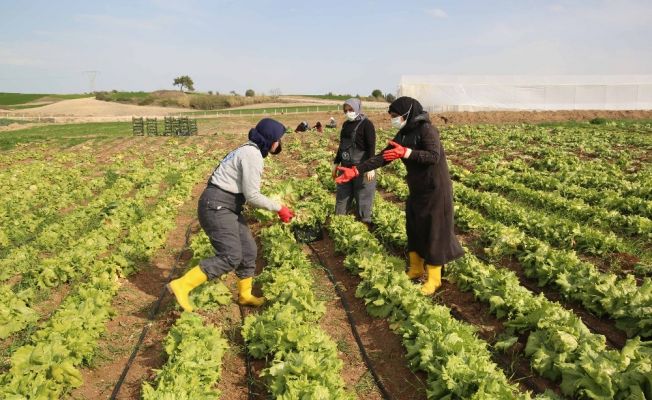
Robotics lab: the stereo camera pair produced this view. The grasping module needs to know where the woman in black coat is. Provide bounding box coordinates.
[335,97,463,294]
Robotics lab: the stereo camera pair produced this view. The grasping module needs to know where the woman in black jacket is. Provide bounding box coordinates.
[336,97,463,294]
[332,98,377,223]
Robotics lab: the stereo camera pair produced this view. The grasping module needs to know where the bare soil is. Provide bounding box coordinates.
[431,109,652,125]
[306,248,384,399]
[309,232,429,400]
[8,98,189,117]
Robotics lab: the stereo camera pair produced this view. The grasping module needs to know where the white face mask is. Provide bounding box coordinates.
[390,105,411,129]
[391,116,406,129]
[345,111,357,121]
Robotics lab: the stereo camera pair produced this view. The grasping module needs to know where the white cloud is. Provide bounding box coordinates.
[549,4,565,13]
[426,8,448,19]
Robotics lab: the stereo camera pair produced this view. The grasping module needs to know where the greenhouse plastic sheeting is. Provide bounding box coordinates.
[398,75,652,111]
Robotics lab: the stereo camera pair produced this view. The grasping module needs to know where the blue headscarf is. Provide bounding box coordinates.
[248,118,286,157]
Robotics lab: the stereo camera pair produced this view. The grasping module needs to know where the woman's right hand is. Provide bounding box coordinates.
[277,206,294,223]
[335,166,359,184]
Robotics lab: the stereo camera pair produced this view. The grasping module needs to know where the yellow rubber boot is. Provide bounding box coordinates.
[406,251,425,279]
[421,265,442,295]
[238,277,265,307]
[168,266,207,312]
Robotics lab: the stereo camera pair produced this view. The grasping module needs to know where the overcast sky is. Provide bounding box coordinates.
[1,0,651,95]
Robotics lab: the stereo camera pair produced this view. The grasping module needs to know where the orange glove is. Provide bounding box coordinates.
[383,140,408,161]
[335,166,359,184]
[277,205,294,223]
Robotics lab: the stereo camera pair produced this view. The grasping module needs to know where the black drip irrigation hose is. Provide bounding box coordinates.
[307,242,395,400]
[109,222,195,400]
[238,304,255,400]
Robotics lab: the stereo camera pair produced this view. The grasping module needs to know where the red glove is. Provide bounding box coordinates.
[277,205,294,223]
[335,166,359,184]
[383,140,408,161]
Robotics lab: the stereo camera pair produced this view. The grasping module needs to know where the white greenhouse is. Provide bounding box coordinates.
[398,75,652,111]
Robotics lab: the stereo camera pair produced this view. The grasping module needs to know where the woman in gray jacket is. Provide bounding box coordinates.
[169,118,294,311]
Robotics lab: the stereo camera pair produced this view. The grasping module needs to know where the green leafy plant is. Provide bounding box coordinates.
[142,312,228,399]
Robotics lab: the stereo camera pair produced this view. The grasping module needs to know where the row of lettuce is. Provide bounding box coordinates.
[0,143,219,398]
[369,192,652,400]
[287,134,554,400]
[305,122,652,399]
[373,157,652,338]
[1,143,208,340]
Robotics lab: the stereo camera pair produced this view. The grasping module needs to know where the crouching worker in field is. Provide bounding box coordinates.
[335,97,463,295]
[168,118,295,311]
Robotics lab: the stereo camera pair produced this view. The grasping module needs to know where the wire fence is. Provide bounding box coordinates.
[0,105,345,123]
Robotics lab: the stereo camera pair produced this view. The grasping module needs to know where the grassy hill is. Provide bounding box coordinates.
[94,90,282,110]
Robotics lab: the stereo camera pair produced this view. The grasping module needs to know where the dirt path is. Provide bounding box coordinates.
[8,98,189,117]
[309,232,429,400]
[306,247,384,399]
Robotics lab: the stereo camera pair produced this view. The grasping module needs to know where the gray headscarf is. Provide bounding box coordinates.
[344,98,365,120]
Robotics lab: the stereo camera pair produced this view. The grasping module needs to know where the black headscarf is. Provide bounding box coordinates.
[388,96,425,129]
[248,118,286,157]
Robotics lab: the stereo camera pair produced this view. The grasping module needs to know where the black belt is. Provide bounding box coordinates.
[207,182,239,196]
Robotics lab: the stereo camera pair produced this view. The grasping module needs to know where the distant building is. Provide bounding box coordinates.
[398,75,652,111]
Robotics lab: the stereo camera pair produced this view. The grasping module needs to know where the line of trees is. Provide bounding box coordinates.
[173,75,393,101]
[372,89,396,102]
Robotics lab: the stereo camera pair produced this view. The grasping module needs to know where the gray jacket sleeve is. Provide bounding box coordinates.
[240,153,281,211]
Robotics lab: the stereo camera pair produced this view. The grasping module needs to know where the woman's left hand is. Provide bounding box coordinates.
[383,140,411,161]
